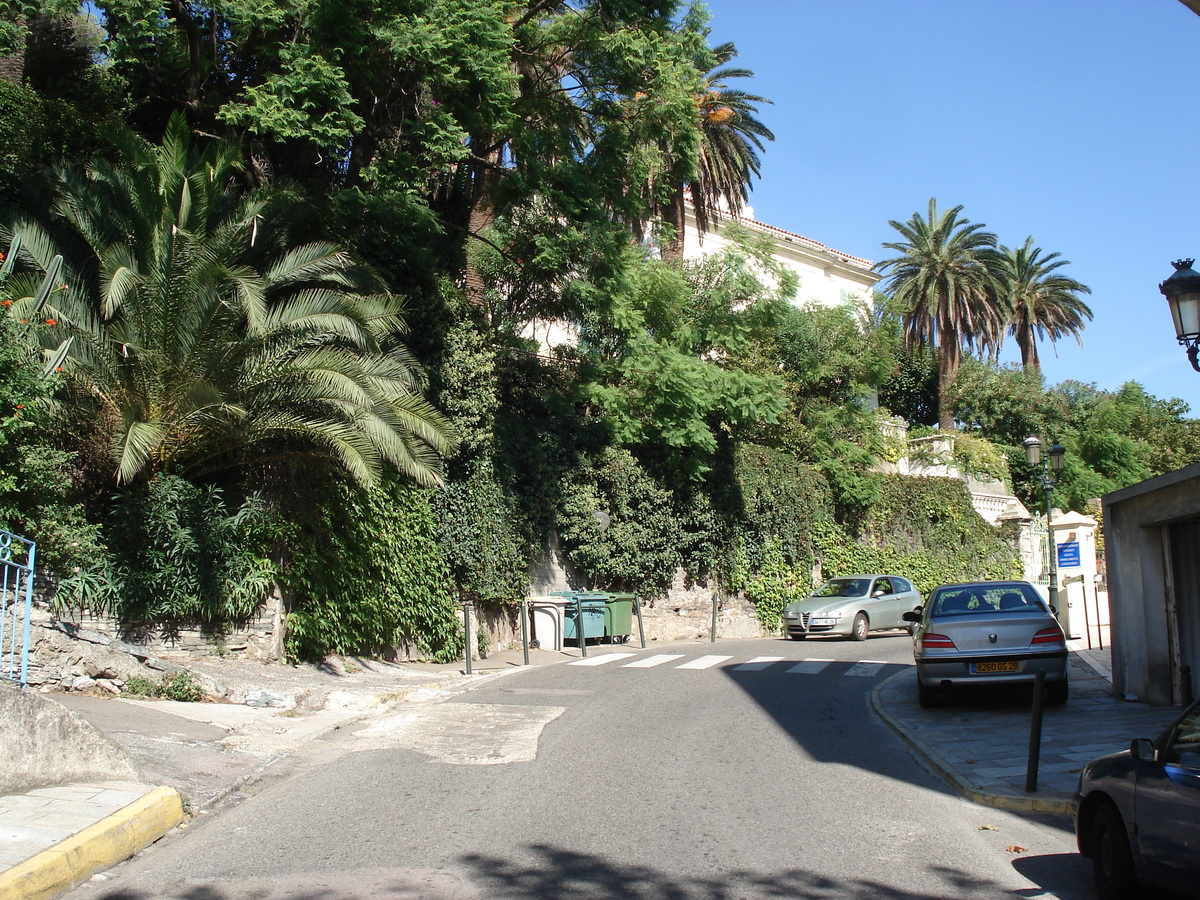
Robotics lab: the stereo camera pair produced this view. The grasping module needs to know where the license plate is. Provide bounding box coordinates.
[973,660,1020,674]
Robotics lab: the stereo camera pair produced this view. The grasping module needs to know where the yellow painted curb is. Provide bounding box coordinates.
[0,787,185,900]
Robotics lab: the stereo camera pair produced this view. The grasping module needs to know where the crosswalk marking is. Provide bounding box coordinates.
[621,654,686,668]
[675,655,733,670]
[568,653,637,667]
[732,656,784,671]
[558,652,892,676]
[845,660,886,677]
[785,659,834,674]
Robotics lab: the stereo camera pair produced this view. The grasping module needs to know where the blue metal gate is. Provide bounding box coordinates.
[0,529,36,688]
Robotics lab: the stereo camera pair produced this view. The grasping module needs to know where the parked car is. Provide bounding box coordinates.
[903,580,1068,708]
[781,575,922,642]
[1074,698,1200,900]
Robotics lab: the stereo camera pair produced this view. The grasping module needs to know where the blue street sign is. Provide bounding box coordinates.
[1057,541,1081,568]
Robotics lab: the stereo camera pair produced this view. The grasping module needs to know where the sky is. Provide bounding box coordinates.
[697,0,1200,414]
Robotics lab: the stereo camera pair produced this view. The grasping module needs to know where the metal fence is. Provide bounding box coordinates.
[0,529,36,688]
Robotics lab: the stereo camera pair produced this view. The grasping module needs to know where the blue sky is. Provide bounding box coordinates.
[698,0,1200,414]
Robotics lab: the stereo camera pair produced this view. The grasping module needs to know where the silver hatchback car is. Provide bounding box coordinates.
[904,580,1068,708]
[781,574,922,641]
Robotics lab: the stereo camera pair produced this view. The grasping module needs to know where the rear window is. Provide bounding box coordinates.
[930,584,1046,616]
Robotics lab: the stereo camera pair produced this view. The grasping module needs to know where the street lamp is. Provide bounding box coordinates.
[1023,436,1066,616]
[1159,259,1200,372]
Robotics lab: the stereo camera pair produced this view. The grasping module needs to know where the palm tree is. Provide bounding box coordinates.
[660,41,774,261]
[5,114,454,488]
[876,198,1006,429]
[997,237,1092,372]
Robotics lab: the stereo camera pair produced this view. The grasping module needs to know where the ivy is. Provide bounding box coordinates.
[283,472,461,662]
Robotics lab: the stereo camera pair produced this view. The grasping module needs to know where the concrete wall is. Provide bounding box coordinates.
[1103,462,1200,704]
[0,683,141,795]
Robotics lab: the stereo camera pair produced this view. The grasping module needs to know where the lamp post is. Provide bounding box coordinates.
[1159,259,1200,372]
[1023,436,1066,615]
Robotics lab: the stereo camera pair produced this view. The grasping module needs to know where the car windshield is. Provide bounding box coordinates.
[930,584,1046,616]
[813,578,870,598]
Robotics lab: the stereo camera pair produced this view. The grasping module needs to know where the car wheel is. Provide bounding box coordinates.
[1046,677,1069,705]
[1092,804,1138,900]
[850,613,869,642]
[917,678,938,709]
[786,633,807,641]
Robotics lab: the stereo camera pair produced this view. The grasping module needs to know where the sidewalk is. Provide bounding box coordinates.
[0,639,1184,897]
[871,639,1174,815]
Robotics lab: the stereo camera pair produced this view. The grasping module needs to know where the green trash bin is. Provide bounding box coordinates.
[560,593,606,644]
[604,594,634,643]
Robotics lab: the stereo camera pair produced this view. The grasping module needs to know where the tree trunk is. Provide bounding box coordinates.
[660,186,686,263]
[0,17,25,84]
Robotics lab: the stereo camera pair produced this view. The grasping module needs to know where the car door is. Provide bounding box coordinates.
[1134,703,1200,890]
[868,577,901,629]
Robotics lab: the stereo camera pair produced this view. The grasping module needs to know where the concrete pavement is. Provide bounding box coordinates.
[0,637,1183,898]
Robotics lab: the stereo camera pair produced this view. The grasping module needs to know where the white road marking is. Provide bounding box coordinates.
[845,661,886,677]
[675,655,733,670]
[732,656,784,670]
[568,653,637,667]
[621,654,686,668]
[786,659,834,674]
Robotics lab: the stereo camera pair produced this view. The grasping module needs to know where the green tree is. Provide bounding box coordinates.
[659,40,774,260]
[997,236,1092,372]
[876,198,1006,429]
[4,115,454,489]
[580,236,788,479]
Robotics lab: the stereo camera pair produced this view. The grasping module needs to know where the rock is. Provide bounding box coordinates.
[70,675,97,691]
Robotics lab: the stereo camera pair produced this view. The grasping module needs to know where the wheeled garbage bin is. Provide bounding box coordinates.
[604,594,634,643]
[528,596,568,651]
[559,593,607,645]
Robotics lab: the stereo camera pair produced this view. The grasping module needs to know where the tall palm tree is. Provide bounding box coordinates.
[997,236,1092,372]
[876,198,1006,429]
[660,41,774,261]
[5,114,454,488]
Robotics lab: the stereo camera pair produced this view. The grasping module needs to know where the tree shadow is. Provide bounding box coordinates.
[77,843,1088,899]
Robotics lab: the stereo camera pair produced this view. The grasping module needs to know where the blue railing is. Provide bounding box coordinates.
[0,530,36,688]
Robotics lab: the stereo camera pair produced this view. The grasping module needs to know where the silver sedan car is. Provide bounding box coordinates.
[904,580,1068,708]
[781,575,923,642]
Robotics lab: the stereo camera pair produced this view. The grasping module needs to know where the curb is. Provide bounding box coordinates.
[870,670,1075,818]
[0,786,185,900]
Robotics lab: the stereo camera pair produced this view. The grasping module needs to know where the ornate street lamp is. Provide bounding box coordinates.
[1023,436,1066,616]
[1159,259,1200,372]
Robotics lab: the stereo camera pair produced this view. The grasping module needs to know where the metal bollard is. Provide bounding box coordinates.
[1025,668,1046,793]
[1183,664,1194,707]
[520,598,530,667]
[462,600,473,675]
[575,594,587,658]
[634,595,647,648]
[710,592,719,643]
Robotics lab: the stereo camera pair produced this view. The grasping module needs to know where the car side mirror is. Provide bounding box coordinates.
[1130,738,1158,762]
[902,610,922,623]
[873,589,886,597]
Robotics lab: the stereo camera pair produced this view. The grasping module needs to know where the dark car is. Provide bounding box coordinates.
[1074,698,1200,899]
[903,580,1068,708]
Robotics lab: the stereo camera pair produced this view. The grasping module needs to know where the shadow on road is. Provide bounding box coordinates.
[73,843,1086,899]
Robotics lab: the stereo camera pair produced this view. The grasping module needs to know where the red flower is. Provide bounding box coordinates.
[0,300,10,307]
[45,318,56,326]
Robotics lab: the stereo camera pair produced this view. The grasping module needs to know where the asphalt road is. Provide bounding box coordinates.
[62,633,1095,899]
